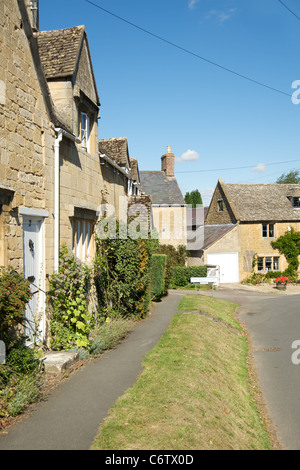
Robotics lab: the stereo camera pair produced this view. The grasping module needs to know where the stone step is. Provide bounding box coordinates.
[42,351,79,375]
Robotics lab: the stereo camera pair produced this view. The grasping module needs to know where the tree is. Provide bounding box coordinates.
[276,169,300,184]
[184,189,203,207]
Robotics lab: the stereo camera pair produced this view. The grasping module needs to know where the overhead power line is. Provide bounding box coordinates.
[278,0,300,21]
[175,158,300,174]
[85,0,291,98]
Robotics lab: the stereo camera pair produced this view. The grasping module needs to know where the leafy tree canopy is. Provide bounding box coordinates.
[276,169,300,184]
[184,189,203,207]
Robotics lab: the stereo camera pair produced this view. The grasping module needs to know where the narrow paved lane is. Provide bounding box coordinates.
[0,292,184,450]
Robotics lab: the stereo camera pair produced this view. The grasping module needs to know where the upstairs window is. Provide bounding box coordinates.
[79,112,90,152]
[293,197,300,208]
[262,223,274,238]
[217,199,224,212]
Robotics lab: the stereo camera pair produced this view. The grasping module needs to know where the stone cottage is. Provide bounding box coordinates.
[189,179,300,283]
[0,0,139,345]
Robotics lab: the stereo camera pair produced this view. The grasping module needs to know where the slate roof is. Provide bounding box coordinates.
[221,181,300,222]
[37,26,85,79]
[202,224,236,250]
[98,137,131,169]
[139,171,185,205]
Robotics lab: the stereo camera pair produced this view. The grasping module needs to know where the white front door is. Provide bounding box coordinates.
[207,253,239,283]
[23,217,45,345]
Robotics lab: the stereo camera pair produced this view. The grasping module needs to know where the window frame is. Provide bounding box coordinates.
[262,223,275,238]
[257,256,280,272]
[79,111,90,152]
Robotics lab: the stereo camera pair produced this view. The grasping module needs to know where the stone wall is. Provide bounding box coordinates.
[0,0,54,272]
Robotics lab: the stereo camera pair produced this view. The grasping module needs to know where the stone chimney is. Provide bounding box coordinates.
[25,0,39,32]
[161,145,175,178]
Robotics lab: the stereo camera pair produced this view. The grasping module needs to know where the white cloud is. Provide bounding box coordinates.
[188,0,200,10]
[176,149,200,162]
[252,163,266,173]
[205,8,236,23]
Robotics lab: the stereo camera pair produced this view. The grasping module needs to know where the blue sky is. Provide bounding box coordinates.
[39,0,300,205]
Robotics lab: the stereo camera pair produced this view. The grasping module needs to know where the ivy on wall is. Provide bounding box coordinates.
[271,228,300,278]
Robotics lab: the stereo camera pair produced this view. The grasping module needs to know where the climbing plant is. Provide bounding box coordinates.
[94,223,153,319]
[271,229,300,279]
[48,245,93,350]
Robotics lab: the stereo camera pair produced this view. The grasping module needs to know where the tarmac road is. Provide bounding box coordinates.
[0,286,299,450]
[207,286,300,450]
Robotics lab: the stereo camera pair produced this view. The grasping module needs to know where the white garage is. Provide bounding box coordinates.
[207,252,239,284]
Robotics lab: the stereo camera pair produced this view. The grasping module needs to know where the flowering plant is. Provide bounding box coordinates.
[275,276,291,285]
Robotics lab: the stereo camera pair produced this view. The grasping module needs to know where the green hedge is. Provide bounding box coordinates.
[171,266,207,287]
[151,254,167,300]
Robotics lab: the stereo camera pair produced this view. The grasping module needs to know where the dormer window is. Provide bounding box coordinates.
[79,112,90,152]
[293,197,300,208]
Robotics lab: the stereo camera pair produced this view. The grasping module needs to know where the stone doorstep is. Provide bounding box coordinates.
[42,351,79,375]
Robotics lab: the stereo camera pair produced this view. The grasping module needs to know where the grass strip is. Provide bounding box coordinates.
[91,295,273,450]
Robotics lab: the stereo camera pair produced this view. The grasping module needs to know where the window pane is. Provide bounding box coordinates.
[265,257,272,271]
[262,224,268,237]
[273,257,280,271]
[257,258,264,271]
[293,197,300,208]
[269,224,274,237]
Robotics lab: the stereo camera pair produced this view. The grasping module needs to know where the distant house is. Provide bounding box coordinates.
[140,147,186,248]
[189,179,300,283]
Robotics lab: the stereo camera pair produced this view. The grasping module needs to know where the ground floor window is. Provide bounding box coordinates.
[72,218,95,263]
[257,256,280,272]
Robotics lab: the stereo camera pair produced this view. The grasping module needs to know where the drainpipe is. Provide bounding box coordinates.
[54,128,80,273]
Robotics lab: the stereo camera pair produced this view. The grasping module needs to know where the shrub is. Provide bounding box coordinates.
[154,244,189,290]
[48,245,93,351]
[94,224,152,319]
[171,266,207,287]
[0,267,32,344]
[150,254,167,300]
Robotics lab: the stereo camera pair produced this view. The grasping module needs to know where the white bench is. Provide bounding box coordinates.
[190,276,219,296]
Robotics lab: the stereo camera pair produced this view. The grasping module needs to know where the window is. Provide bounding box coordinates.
[217,199,224,212]
[79,112,90,152]
[257,256,280,272]
[262,223,274,238]
[72,218,94,263]
[293,197,300,208]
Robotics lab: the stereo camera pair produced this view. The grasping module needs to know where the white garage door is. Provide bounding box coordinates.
[207,253,239,283]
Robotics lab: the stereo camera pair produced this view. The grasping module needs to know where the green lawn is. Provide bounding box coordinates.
[90,295,273,450]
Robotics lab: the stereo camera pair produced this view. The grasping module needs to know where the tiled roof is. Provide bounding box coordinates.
[98,137,130,169]
[202,224,236,249]
[222,182,300,221]
[139,171,185,205]
[37,26,85,78]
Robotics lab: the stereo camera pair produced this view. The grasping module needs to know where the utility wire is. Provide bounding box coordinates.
[175,158,300,174]
[85,0,292,98]
[278,0,300,21]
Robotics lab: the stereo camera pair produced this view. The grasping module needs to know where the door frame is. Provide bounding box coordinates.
[20,207,48,345]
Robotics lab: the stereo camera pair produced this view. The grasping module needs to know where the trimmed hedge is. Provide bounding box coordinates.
[171,266,207,287]
[151,254,167,300]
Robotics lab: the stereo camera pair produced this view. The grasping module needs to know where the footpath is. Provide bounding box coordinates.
[0,291,185,450]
